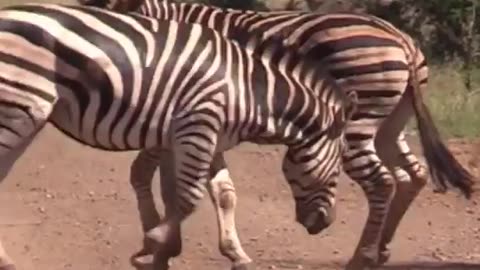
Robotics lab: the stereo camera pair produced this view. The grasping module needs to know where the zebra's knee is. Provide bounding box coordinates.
[405,164,429,187]
[359,172,396,201]
[210,169,236,210]
[218,187,236,211]
[376,175,397,201]
[394,166,428,195]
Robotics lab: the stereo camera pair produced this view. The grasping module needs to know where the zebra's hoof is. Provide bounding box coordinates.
[232,261,255,270]
[376,249,391,266]
[345,256,377,270]
[130,251,153,269]
[152,256,171,270]
[0,264,16,270]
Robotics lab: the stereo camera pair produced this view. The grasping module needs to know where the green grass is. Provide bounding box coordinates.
[424,65,480,139]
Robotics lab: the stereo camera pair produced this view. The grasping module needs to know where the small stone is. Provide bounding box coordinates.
[432,250,447,261]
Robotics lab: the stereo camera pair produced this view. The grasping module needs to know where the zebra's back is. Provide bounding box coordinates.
[0,4,226,150]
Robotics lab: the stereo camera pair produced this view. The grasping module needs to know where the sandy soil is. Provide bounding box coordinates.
[1,125,480,270]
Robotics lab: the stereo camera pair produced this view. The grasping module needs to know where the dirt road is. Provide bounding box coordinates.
[1,125,479,270]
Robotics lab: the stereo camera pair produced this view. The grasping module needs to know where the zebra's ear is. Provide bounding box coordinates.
[344,91,357,122]
[327,91,357,139]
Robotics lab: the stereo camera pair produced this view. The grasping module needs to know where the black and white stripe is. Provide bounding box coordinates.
[79,0,475,269]
[0,3,355,269]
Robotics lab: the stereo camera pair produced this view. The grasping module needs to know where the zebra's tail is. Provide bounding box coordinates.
[409,48,475,199]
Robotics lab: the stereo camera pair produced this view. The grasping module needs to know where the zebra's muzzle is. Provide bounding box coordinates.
[296,205,335,235]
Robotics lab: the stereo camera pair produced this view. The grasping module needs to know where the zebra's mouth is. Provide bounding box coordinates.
[296,205,332,235]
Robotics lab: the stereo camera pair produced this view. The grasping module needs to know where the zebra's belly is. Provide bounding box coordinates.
[49,103,172,151]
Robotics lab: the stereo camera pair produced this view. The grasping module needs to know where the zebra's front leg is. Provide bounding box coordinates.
[146,121,218,269]
[375,134,428,265]
[343,144,396,270]
[130,149,179,268]
[372,90,426,266]
[207,154,253,270]
[129,149,163,265]
[0,109,49,270]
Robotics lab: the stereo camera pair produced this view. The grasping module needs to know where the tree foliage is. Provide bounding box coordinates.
[360,0,480,91]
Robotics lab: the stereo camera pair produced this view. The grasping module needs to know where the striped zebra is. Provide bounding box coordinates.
[0,3,357,270]
[78,0,476,269]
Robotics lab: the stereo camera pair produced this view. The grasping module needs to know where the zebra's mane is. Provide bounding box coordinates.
[236,27,343,95]
[79,0,110,8]
[78,0,350,110]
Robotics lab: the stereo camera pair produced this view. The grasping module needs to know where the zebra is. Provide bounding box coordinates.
[78,0,476,269]
[0,3,357,270]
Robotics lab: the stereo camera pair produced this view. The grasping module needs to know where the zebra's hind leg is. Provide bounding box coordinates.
[207,154,253,270]
[343,140,396,270]
[145,153,185,270]
[373,89,424,266]
[0,126,46,270]
[376,134,428,265]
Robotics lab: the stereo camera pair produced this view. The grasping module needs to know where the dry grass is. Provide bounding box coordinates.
[424,65,480,139]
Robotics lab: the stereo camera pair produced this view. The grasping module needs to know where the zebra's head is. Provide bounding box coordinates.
[282,142,342,235]
[281,90,357,235]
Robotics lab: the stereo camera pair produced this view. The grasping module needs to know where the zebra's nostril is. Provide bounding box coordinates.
[307,216,326,234]
[303,210,319,229]
[298,206,333,235]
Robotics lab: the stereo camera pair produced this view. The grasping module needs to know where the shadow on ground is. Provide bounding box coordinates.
[255,259,480,270]
[378,261,480,270]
